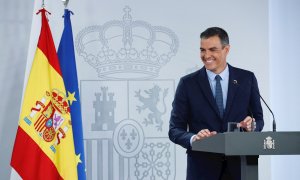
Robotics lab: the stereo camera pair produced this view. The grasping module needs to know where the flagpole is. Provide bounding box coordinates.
[42,0,45,8]
[62,0,69,9]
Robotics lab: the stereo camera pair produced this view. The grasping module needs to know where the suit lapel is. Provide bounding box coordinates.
[224,65,240,121]
[196,67,221,117]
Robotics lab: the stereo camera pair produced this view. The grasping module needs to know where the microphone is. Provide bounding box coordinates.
[233,79,276,131]
[248,108,256,131]
[257,92,276,132]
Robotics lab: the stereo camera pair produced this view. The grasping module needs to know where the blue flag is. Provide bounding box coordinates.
[58,9,86,180]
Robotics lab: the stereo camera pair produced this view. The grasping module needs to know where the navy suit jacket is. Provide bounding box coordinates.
[168,64,264,179]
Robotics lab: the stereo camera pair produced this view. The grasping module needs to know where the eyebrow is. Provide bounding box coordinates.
[200,47,220,51]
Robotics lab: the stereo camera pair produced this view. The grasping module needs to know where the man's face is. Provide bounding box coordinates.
[200,35,230,74]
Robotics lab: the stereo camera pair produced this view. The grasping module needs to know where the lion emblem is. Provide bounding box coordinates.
[135,85,168,131]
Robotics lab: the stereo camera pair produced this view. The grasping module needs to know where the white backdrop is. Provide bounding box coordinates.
[269,0,300,179]
[0,0,33,178]
[1,0,299,179]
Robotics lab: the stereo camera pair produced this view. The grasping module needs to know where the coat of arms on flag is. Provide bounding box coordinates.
[28,89,70,146]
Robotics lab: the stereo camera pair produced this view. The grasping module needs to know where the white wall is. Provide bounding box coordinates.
[269,0,300,179]
[0,0,33,179]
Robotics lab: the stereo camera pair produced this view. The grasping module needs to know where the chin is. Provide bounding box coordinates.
[204,65,216,71]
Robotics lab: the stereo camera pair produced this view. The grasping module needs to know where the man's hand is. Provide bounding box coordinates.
[239,116,255,132]
[192,129,217,142]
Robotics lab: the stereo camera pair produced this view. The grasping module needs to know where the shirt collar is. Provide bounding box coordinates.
[206,64,229,81]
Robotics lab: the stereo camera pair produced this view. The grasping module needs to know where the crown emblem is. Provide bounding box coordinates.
[76,6,179,80]
[50,89,70,114]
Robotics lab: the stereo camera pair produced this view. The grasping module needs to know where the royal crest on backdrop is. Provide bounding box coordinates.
[76,6,178,180]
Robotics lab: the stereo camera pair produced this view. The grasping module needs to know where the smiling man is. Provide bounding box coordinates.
[168,27,264,180]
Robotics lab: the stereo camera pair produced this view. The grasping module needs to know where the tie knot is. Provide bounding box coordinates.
[215,75,222,81]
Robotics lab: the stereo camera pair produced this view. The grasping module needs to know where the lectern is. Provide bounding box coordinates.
[192,132,300,180]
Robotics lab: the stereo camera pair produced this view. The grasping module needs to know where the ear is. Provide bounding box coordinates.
[224,45,230,54]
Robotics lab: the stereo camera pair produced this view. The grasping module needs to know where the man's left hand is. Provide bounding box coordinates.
[239,116,255,132]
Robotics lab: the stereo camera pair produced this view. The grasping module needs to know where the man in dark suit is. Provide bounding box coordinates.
[168,27,264,180]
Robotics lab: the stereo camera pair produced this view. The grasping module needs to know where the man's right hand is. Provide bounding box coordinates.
[192,129,217,142]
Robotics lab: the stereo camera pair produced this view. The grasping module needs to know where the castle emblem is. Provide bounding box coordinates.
[264,136,275,150]
[92,87,116,131]
[75,6,179,80]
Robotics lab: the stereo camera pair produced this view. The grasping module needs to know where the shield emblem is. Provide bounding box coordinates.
[81,80,176,180]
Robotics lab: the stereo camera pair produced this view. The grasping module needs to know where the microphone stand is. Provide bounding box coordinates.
[258,94,276,132]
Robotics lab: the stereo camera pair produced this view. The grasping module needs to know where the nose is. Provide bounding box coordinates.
[201,51,211,59]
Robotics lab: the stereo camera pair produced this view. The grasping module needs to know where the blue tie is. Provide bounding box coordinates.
[215,75,224,118]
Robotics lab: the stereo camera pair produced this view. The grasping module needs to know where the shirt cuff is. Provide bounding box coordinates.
[190,135,196,146]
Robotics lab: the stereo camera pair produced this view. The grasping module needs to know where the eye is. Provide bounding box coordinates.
[209,48,218,52]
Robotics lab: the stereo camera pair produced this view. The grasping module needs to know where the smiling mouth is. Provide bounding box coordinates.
[204,59,214,64]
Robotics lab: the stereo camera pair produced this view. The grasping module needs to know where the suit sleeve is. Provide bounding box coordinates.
[250,73,264,131]
[168,78,194,150]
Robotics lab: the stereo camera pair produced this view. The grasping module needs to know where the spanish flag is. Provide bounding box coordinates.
[11,8,78,179]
